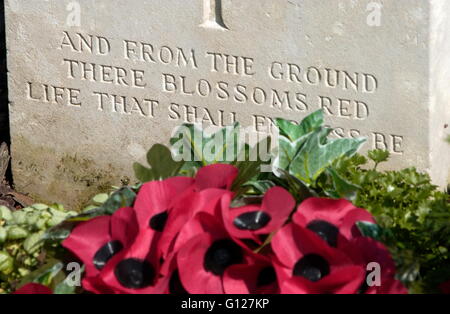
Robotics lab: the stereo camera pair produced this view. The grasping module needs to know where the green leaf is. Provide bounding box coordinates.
[94,187,136,216]
[326,168,360,201]
[133,162,154,182]
[43,225,72,242]
[278,169,316,202]
[275,110,324,141]
[23,231,45,254]
[231,136,271,195]
[170,123,206,167]
[356,221,383,241]
[20,260,63,287]
[0,251,14,275]
[170,122,243,168]
[92,193,109,204]
[134,144,184,182]
[231,161,261,196]
[290,128,366,185]
[368,149,390,168]
[274,135,310,173]
[7,226,29,239]
[243,180,276,194]
[54,279,77,294]
[230,195,264,208]
[0,205,13,221]
[0,226,6,243]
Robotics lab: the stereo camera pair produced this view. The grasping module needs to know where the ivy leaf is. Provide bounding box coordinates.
[231,136,272,196]
[170,123,242,168]
[326,168,360,201]
[133,144,183,182]
[273,135,310,174]
[170,123,205,167]
[290,128,366,185]
[356,221,383,241]
[275,110,324,141]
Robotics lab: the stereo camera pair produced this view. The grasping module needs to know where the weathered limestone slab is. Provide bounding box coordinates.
[5,0,450,208]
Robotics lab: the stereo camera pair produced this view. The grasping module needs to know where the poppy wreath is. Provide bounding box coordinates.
[60,164,406,294]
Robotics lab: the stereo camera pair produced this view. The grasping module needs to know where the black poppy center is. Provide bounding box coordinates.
[233,211,271,231]
[204,239,243,276]
[93,240,123,270]
[307,220,339,247]
[256,266,277,287]
[293,254,330,282]
[114,258,155,289]
[149,211,169,232]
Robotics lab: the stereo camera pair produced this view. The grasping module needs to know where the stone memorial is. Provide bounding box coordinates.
[5,0,450,208]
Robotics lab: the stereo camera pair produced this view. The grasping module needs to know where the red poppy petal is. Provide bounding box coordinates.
[174,212,229,255]
[62,216,112,277]
[133,177,194,229]
[272,222,347,269]
[177,234,225,294]
[224,261,278,294]
[340,209,376,240]
[259,187,295,231]
[111,207,139,246]
[222,201,262,243]
[293,197,358,228]
[224,187,294,240]
[13,283,52,294]
[194,164,238,191]
[343,237,396,273]
[95,235,163,294]
[281,265,365,294]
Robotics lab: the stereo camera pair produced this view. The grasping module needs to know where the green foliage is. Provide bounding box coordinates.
[0,204,76,293]
[133,144,183,182]
[273,110,366,188]
[170,123,242,169]
[368,149,390,170]
[44,186,138,243]
[334,151,450,293]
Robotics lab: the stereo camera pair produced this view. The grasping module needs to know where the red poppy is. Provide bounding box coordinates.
[221,187,295,246]
[223,257,279,294]
[293,197,375,247]
[177,212,254,294]
[13,283,53,294]
[85,228,170,294]
[133,177,194,232]
[342,237,407,294]
[160,165,237,257]
[272,221,366,294]
[62,206,138,279]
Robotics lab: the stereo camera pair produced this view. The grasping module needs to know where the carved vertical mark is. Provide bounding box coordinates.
[201,0,228,30]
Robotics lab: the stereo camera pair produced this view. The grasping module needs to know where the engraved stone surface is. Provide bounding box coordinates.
[5,0,450,208]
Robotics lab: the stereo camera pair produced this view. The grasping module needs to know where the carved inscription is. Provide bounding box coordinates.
[201,0,228,30]
[24,30,405,154]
